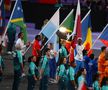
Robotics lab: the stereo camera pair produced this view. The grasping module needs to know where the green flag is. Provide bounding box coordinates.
[10,0,27,43]
[60,10,74,33]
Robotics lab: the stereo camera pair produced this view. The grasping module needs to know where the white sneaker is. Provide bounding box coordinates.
[7,51,12,54]
[21,73,26,77]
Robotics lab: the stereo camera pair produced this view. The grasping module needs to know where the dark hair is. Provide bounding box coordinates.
[83,49,87,56]
[75,68,85,85]
[18,32,23,38]
[101,77,108,87]
[44,48,50,54]
[93,73,99,83]
[28,56,34,63]
[101,46,106,52]
[35,35,40,40]
[89,53,94,60]
[58,56,66,66]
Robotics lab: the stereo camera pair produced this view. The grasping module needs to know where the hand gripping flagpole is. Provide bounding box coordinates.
[23,7,61,55]
[1,0,18,42]
[67,10,91,58]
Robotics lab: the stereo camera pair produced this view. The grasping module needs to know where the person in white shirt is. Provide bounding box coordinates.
[74,38,84,74]
[15,32,30,63]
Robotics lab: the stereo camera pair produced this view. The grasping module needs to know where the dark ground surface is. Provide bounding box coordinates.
[0,47,58,90]
[0,47,100,90]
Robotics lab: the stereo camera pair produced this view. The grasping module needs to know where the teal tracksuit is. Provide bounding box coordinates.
[12,50,23,90]
[101,85,108,90]
[28,62,39,90]
[67,66,75,90]
[60,46,67,57]
[92,80,100,90]
[39,55,49,90]
[58,64,68,90]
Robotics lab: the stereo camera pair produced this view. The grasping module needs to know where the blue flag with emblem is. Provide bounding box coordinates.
[10,0,27,43]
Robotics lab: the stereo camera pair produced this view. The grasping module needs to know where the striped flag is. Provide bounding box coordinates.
[99,24,108,47]
[82,10,92,51]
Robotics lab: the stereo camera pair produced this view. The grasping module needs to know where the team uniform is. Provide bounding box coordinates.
[57,64,68,90]
[12,50,23,90]
[27,62,39,90]
[93,80,100,90]
[39,55,50,90]
[67,66,75,90]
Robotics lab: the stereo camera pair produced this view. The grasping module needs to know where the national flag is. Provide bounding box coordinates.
[72,0,82,39]
[60,10,74,33]
[57,9,74,39]
[67,0,81,62]
[0,0,5,35]
[82,10,92,51]
[99,24,108,47]
[59,9,74,55]
[10,0,27,43]
[40,8,60,50]
[71,0,82,44]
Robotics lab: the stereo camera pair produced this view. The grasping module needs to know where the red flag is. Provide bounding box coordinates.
[72,0,82,44]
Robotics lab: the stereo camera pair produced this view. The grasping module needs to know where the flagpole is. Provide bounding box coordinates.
[41,9,74,50]
[67,10,91,58]
[23,7,61,55]
[39,7,61,35]
[91,24,108,49]
[81,10,91,23]
[1,0,18,41]
[68,0,81,40]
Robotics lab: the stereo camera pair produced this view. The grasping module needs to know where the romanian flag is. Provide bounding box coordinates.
[10,0,27,43]
[82,10,92,51]
[0,0,5,35]
[99,24,108,47]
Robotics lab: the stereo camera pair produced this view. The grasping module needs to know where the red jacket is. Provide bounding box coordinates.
[32,40,41,57]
